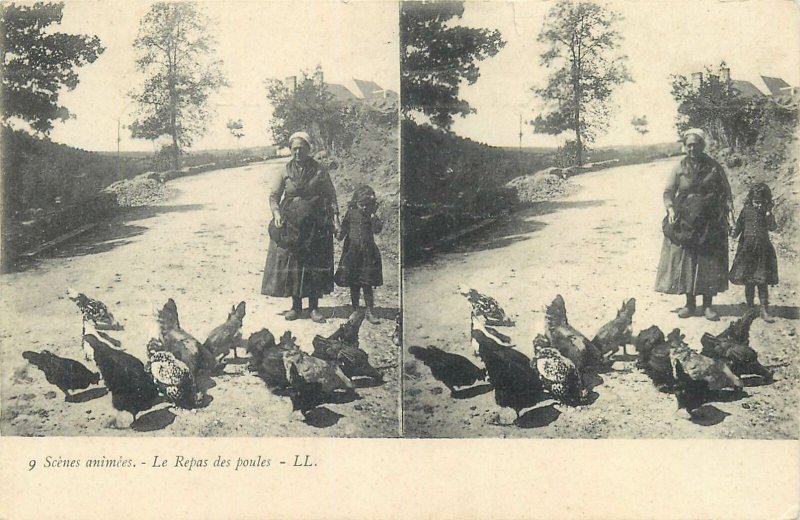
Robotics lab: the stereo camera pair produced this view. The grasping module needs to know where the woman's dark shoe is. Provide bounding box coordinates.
[285,309,300,321]
[703,306,720,321]
[365,308,380,325]
[760,306,776,323]
[677,306,695,318]
[310,309,326,323]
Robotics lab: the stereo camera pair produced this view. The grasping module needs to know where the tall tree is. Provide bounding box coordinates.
[226,118,244,150]
[532,0,630,166]
[1,2,104,134]
[265,66,346,151]
[401,1,505,130]
[129,2,227,169]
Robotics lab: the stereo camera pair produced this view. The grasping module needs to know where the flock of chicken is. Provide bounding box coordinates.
[410,288,774,424]
[21,289,393,428]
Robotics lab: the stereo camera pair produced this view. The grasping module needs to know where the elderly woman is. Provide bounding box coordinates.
[655,128,735,321]
[261,132,340,323]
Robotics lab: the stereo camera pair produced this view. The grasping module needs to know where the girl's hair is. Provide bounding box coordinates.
[348,184,376,208]
[745,182,773,206]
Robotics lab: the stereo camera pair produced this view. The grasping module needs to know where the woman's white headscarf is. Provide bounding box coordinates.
[682,128,707,144]
[289,131,312,149]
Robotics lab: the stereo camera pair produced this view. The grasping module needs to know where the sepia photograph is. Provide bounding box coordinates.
[402,0,799,438]
[1,0,401,437]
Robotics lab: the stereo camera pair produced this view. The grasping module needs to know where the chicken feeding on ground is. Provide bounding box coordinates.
[408,345,486,395]
[592,298,636,358]
[22,350,100,400]
[472,328,546,423]
[634,325,676,390]
[532,334,587,405]
[145,338,199,409]
[717,308,759,345]
[312,312,383,382]
[203,301,246,364]
[544,295,605,376]
[669,344,743,416]
[155,298,217,376]
[470,313,514,357]
[700,331,773,383]
[83,334,160,426]
[286,363,331,418]
[248,330,299,391]
[67,288,122,330]
[458,286,515,327]
[282,337,355,398]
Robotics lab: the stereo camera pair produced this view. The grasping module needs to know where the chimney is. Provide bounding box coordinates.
[691,72,703,89]
[719,66,730,83]
[313,69,324,88]
[284,76,297,92]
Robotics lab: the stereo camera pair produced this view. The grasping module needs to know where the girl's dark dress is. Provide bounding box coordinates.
[334,206,383,287]
[729,205,778,285]
[261,158,337,298]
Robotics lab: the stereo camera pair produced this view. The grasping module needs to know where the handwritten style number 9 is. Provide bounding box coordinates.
[29,459,35,471]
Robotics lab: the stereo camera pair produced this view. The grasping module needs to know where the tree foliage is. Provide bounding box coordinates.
[226,118,244,148]
[129,2,227,169]
[669,62,797,152]
[631,115,649,135]
[401,1,505,130]
[532,0,630,165]
[265,66,346,151]
[1,2,104,134]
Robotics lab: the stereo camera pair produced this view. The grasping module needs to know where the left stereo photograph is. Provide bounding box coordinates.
[0,1,401,437]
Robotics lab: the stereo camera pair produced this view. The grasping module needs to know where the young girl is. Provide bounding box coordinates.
[729,182,779,322]
[335,184,383,324]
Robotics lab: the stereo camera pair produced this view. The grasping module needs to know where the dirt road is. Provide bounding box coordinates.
[403,158,798,439]
[1,159,400,437]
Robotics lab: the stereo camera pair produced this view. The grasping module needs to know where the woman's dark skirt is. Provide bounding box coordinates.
[261,230,334,298]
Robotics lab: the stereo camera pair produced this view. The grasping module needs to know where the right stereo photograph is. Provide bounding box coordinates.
[400,0,800,439]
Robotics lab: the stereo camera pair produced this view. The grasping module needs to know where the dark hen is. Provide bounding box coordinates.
[286,363,328,416]
[22,350,100,399]
[328,310,365,346]
[203,301,246,363]
[531,335,586,405]
[470,314,514,357]
[145,338,198,409]
[634,326,677,390]
[717,309,759,345]
[458,286,515,327]
[545,295,605,374]
[700,333,773,383]
[408,345,486,394]
[673,359,709,415]
[83,334,160,424]
[247,330,297,390]
[592,298,636,357]
[156,298,217,376]
[472,328,545,422]
[282,338,354,396]
[634,325,665,367]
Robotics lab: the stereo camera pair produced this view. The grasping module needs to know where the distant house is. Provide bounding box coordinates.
[692,67,798,99]
[283,72,397,104]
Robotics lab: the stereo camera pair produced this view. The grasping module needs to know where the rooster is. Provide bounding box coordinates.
[408,345,486,394]
[145,338,199,409]
[472,328,545,422]
[22,350,100,400]
[531,334,587,405]
[203,301,246,363]
[312,313,382,382]
[83,334,160,425]
[544,295,604,375]
[700,332,773,383]
[592,298,636,358]
[155,298,217,376]
[458,286,515,327]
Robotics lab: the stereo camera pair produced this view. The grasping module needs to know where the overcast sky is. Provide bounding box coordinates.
[48,0,400,152]
[450,0,800,148]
